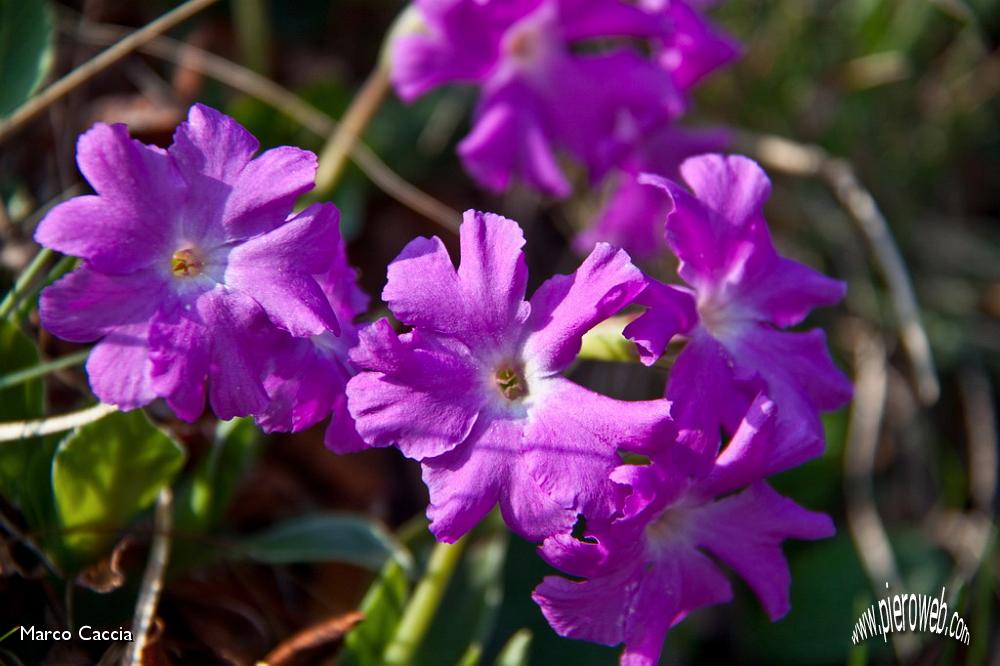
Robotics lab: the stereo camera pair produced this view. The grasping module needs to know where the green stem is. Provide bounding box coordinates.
[0,248,53,320]
[232,0,270,75]
[0,349,89,391]
[383,537,468,665]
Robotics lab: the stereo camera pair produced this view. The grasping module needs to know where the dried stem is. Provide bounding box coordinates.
[314,66,392,195]
[735,131,939,405]
[0,403,117,442]
[71,23,460,233]
[842,325,918,660]
[0,0,221,144]
[123,488,173,666]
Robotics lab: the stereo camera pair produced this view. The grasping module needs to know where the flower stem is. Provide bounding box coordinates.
[0,248,53,321]
[313,64,392,197]
[0,403,117,442]
[383,537,468,665]
[0,349,89,391]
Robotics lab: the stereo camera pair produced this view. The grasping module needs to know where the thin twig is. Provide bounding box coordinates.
[842,324,918,660]
[71,23,460,233]
[314,66,392,195]
[0,403,117,442]
[123,488,173,666]
[735,130,940,405]
[0,0,221,144]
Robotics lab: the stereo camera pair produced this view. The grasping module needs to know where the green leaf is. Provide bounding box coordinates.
[0,0,55,117]
[341,556,412,666]
[228,513,413,572]
[52,410,186,566]
[495,629,531,666]
[0,320,56,532]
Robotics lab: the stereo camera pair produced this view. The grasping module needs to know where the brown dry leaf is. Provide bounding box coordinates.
[261,611,364,666]
[76,536,133,593]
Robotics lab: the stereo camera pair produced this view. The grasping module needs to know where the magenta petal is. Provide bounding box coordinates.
[728,326,853,471]
[458,91,571,197]
[197,289,270,420]
[524,243,645,372]
[678,153,771,229]
[346,328,483,460]
[383,236,464,334]
[37,123,184,272]
[148,303,210,422]
[85,321,156,410]
[532,563,641,647]
[691,482,835,620]
[226,203,340,337]
[38,267,165,343]
[659,0,741,92]
[623,278,697,366]
[524,378,674,519]
[744,257,847,327]
[695,394,777,498]
[170,103,259,182]
[558,0,668,41]
[256,335,341,434]
[456,210,529,341]
[665,331,759,474]
[419,417,515,543]
[222,145,318,240]
[324,393,366,454]
[621,545,732,666]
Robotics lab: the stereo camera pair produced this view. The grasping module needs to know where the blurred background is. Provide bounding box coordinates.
[0,0,998,664]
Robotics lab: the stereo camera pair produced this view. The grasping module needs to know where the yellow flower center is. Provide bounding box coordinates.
[171,248,204,278]
[495,364,528,401]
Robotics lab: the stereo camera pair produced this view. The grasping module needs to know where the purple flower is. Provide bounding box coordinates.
[391,0,683,196]
[346,210,674,542]
[255,225,369,451]
[574,125,730,259]
[624,154,853,476]
[36,104,344,421]
[643,0,741,93]
[533,396,835,666]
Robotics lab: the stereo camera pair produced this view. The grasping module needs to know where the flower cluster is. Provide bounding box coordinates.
[36,105,365,447]
[38,100,849,664]
[390,0,739,258]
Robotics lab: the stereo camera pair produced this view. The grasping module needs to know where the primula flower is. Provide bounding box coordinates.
[574,125,729,258]
[36,104,343,421]
[255,228,369,451]
[533,396,835,666]
[346,210,674,542]
[624,154,853,476]
[643,0,741,93]
[391,0,683,197]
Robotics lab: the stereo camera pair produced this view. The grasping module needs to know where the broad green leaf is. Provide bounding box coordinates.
[340,556,411,666]
[577,315,638,363]
[174,417,260,534]
[228,513,413,572]
[495,629,531,666]
[0,320,56,531]
[0,0,55,117]
[52,410,185,566]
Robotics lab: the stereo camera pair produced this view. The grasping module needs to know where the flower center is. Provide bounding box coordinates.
[495,364,528,401]
[171,247,204,278]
